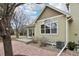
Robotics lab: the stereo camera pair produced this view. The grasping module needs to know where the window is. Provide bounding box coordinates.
[46,25,50,33]
[41,25,45,33]
[41,20,58,34]
[51,23,57,33]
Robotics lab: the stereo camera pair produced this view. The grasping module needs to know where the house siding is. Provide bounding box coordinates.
[69,3,79,43]
[37,6,62,21]
[34,15,66,42]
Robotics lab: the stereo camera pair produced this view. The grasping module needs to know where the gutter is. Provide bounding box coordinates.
[57,16,72,56]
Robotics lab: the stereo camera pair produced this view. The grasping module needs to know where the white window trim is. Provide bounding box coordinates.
[41,20,58,35]
[50,21,58,35]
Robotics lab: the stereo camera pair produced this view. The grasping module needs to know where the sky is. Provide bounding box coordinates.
[15,4,45,25]
[15,3,68,25]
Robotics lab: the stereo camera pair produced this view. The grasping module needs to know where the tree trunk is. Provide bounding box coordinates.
[16,28,19,38]
[0,17,13,56]
[2,30,13,56]
[0,3,24,56]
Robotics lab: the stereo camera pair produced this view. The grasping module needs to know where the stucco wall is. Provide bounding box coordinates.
[34,15,66,42]
[69,3,79,43]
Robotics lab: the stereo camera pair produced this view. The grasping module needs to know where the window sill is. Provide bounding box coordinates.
[41,33,58,35]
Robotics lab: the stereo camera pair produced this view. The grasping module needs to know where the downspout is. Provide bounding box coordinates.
[57,16,71,56]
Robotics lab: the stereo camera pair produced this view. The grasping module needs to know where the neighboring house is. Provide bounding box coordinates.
[26,4,71,43]
[68,3,79,43]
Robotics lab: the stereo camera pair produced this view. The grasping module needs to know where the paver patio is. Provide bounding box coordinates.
[0,40,58,56]
[0,40,79,56]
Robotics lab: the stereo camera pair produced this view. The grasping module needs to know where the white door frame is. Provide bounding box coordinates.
[27,28,33,38]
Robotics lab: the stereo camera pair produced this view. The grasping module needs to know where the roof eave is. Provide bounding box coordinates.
[27,4,70,26]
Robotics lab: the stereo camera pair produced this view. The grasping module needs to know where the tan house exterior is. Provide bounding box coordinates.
[26,4,70,43]
[68,3,79,43]
[26,4,79,43]
[34,15,67,42]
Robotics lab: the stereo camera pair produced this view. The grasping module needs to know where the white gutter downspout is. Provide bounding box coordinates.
[57,16,71,56]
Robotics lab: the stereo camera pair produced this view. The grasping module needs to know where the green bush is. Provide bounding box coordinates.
[67,41,76,51]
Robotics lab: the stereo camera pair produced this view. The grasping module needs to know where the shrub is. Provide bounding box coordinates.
[67,41,76,51]
[32,40,38,44]
[37,37,48,47]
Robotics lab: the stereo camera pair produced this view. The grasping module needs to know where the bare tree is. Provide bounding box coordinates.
[66,3,69,11]
[11,8,30,38]
[0,3,24,56]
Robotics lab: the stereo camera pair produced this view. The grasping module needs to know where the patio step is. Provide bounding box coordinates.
[17,38,32,43]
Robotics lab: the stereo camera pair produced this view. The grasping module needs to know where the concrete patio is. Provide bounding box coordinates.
[11,35,32,43]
